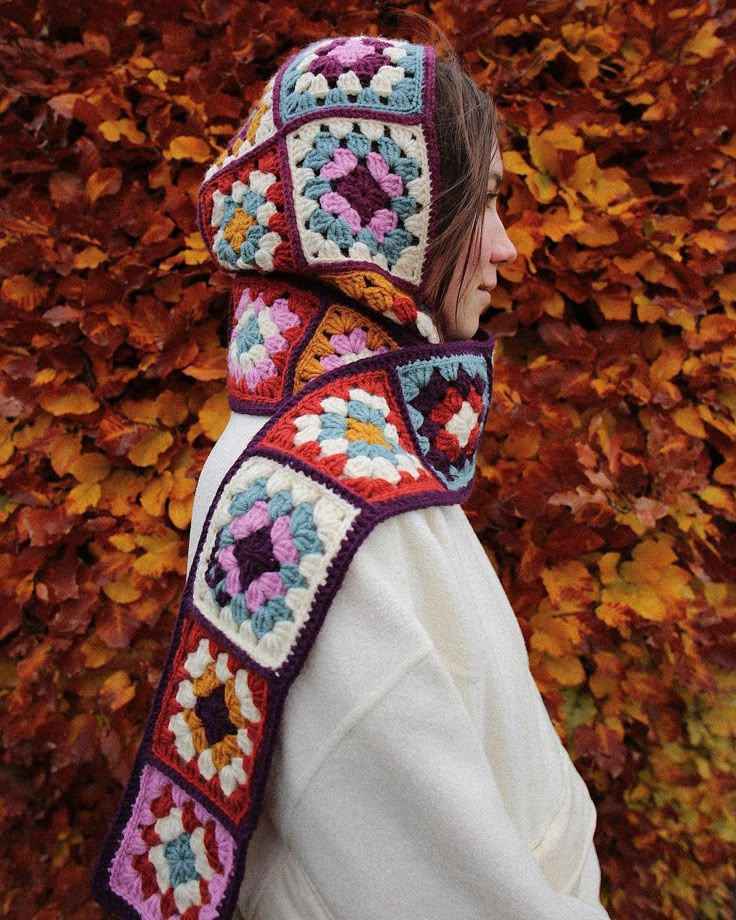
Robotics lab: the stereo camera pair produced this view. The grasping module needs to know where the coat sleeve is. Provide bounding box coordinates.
[267,642,611,920]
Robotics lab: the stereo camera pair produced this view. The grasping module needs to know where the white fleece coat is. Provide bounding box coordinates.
[187,412,612,920]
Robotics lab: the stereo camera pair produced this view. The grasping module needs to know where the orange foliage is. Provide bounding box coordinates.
[0,2,734,918]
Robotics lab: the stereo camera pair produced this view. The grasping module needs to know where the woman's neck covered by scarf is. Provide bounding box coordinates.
[196,34,451,413]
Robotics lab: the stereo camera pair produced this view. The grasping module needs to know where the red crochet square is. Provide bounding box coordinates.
[260,368,442,502]
[152,613,269,824]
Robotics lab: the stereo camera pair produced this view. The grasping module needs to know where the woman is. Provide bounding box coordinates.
[93,32,611,920]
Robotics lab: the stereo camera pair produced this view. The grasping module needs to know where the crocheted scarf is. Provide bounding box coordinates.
[93,34,495,920]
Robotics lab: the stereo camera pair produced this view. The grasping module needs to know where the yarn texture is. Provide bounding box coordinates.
[92,35,501,920]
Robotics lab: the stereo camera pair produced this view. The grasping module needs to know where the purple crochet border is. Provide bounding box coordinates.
[91,330,495,920]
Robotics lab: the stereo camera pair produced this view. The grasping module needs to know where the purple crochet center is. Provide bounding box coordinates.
[411,366,487,476]
[319,326,390,371]
[196,684,238,747]
[307,36,394,84]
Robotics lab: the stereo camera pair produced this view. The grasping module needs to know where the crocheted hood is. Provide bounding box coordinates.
[196,34,451,412]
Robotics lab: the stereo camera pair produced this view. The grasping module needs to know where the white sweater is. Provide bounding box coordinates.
[187,412,611,920]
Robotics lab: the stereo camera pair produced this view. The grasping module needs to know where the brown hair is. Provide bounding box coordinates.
[377,13,500,339]
[424,55,499,337]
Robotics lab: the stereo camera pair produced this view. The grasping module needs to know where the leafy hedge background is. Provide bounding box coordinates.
[1,1,735,917]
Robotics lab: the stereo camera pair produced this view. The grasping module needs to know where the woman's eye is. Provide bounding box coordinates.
[486,192,499,207]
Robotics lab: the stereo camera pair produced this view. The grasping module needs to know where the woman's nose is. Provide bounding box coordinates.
[493,226,517,265]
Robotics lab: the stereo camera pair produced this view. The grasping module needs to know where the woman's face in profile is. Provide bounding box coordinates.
[440,146,517,341]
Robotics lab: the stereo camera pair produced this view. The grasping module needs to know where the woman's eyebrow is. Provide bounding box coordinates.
[489,171,503,190]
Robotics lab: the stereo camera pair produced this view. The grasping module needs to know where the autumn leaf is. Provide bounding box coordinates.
[127,429,174,467]
[198,390,230,441]
[166,135,211,162]
[86,167,122,204]
[38,386,100,416]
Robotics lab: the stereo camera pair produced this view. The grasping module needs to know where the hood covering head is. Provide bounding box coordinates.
[197,34,444,347]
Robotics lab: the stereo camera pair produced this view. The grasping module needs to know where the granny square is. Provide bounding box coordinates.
[278,36,425,122]
[292,303,396,391]
[151,615,269,823]
[396,355,491,490]
[227,279,318,404]
[199,141,294,274]
[108,763,236,920]
[193,456,359,672]
[285,117,431,284]
[260,369,441,501]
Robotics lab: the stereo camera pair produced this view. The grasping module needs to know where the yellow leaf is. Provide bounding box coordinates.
[531,604,580,656]
[167,135,211,162]
[569,154,630,209]
[133,534,184,576]
[120,397,158,424]
[168,496,192,529]
[673,406,707,438]
[626,538,677,576]
[99,118,146,144]
[71,451,111,483]
[541,289,565,318]
[690,229,730,253]
[702,700,735,738]
[127,430,174,467]
[38,388,99,416]
[542,206,585,242]
[614,251,654,275]
[717,212,736,232]
[100,470,139,516]
[141,471,173,517]
[578,220,619,247]
[198,390,230,441]
[713,275,736,305]
[33,368,57,385]
[528,135,557,175]
[80,634,117,669]
[67,481,101,514]
[683,19,724,59]
[156,390,189,426]
[103,578,142,604]
[86,167,122,204]
[594,290,631,321]
[545,655,586,687]
[1,274,47,311]
[184,247,211,265]
[50,434,81,476]
[699,485,736,515]
[109,533,137,552]
[183,346,227,381]
[502,150,532,176]
[99,670,136,711]
[171,467,196,500]
[539,123,583,151]
[148,69,169,89]
[542,560,598,610]
[73,245,108,269]
[525,171,557,204]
